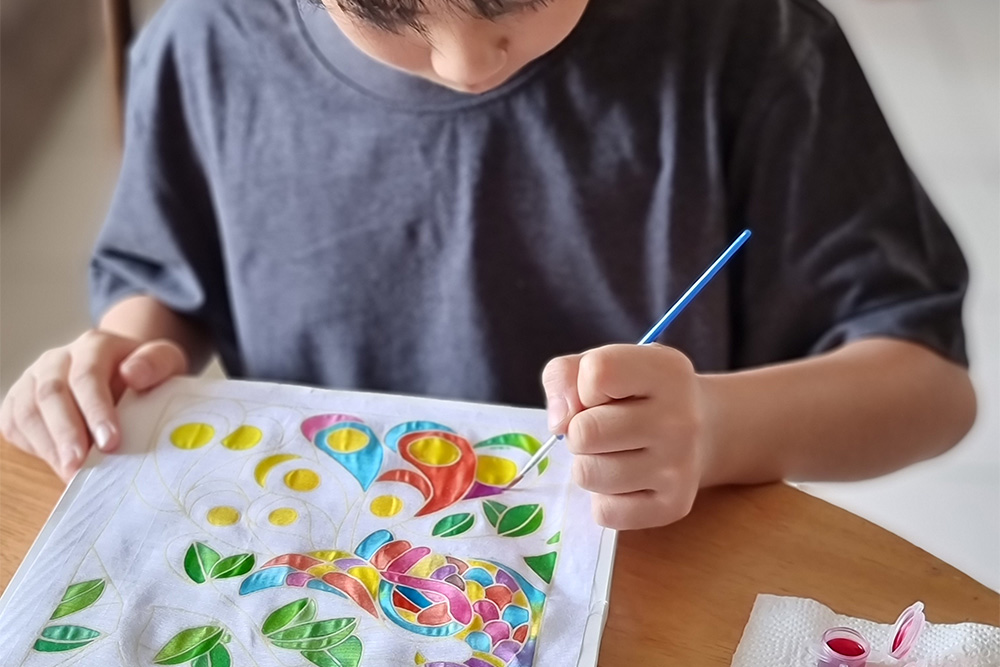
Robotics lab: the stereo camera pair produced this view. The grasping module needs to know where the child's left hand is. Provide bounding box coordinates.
[541,344,710,530]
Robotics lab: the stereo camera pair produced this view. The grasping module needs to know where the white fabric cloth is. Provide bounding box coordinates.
[0,378,611,667]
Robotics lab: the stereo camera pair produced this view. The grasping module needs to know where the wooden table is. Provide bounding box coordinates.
[2,439,997,664]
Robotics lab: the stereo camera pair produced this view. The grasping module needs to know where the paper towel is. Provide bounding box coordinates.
[731,594,1000,667]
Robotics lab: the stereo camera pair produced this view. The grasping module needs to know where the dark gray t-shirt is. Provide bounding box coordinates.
[91,0,969,406]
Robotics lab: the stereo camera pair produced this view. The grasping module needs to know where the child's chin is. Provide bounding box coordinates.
[429,70,518,95]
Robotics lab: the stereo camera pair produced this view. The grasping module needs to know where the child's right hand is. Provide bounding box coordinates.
[0,330,188,482]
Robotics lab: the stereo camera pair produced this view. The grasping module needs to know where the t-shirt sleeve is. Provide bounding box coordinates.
[726,8,969,368]
[89,7,235,356]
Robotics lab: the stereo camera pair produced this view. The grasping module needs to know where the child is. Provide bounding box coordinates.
[0,0,976,530]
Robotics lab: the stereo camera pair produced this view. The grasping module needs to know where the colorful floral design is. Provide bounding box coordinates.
[240,530,546,666]
[301,417,547,517]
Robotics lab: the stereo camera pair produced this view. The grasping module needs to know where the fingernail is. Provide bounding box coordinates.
[547,396,568,430]
[124,359,151,387]
[94,422,113,451]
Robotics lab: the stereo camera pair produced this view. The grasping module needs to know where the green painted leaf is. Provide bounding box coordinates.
[546,531,561,545]
[50,578,106,619]
[153,625,224,665]
[497,504,544,537]
[432,513,475,538]
[210,554,255,579]
[302,636,364,667]
[523,551,558,584]
[269,618,358,651]
[184,543,221,584]
[482,500,507,528]
[191,643,232,667]
[32,625,100,652]
[263,598,317,635]
[538,457,550,475]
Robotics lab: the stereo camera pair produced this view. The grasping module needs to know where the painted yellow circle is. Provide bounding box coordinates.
[370,495,404,517]
[207,506,240,526]
[268,508,299,526]
[408,437,460,466]
[284,468,320,492]
[475,455,519,486]
[171,423,214,450]
[222,425,262,450]
[326,427,369,453]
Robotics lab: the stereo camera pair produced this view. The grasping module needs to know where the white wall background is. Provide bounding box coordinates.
[800,0,1000,592]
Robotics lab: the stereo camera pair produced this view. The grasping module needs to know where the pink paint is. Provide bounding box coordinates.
[301,414,362,441]
[483,620,510,644]
[816,628,869,667]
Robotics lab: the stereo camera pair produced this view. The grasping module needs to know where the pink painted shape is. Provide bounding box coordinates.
[445,556,469,574]
[386,546,433,574]
[473,599,500,622]
[462,482,504,500]
[379,571,473,625]
[483,620,511,645]
[301,414,363,441]
[287,572,313,587]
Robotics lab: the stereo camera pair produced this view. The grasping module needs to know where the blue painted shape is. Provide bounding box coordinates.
[313,422,383,490]
[396,585,434,609]
[502,605,530,628]
[378,581,463,637]
[464,568,494,588]
[383,421,455,452]
[356,529,394,560]
[239,566,296,595]
[465,631,493,653]
[306,579,346,597]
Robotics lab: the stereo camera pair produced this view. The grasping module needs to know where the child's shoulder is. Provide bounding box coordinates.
[129,0,293,67]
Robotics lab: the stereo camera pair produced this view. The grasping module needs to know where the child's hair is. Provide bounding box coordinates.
[309,0,553,32]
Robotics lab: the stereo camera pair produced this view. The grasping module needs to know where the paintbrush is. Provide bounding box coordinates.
[504,229,752,490]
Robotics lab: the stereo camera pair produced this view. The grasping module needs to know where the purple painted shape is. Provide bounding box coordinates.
[483,620,510,645]
[464,660,496,667]
[462,482,503,500]
[334,558,369,570]
[426,663,466,667]
[495,569,519,592]
[301,414,363,441]
[511,639,536,667]
[430,564,459,580]
[380,571,473,624]
[473,599,500,622]
[287,572,313,587]
[493,639,521,662]
[386,546,432,574]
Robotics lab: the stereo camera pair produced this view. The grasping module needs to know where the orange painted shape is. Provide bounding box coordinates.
[485,585,513,610]
[393,589,423,614]
[513,624,528,643]
[446,556,469,574]
[321,572,379,617]
[377,469,433,499]
[372,540,413,571]
[263,554,323,571]
[399,430,476,517]
[416,601,453,626]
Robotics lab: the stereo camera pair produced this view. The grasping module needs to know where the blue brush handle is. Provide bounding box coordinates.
[638,229,752,345]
